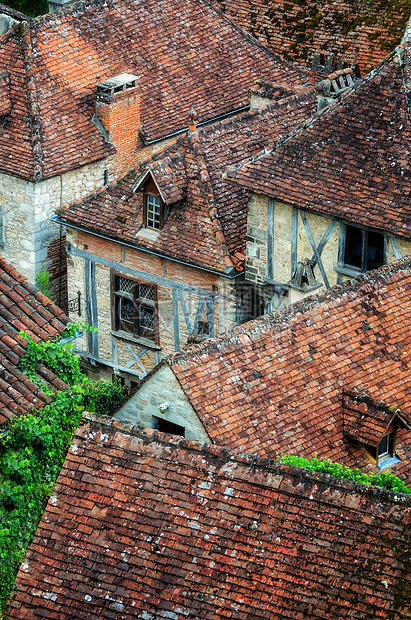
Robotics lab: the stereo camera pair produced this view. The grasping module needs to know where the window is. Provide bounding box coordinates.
[196,321,210,337]
[113,275,157,342]
[378,432,395,463]
[152,415,185,437]
[144,194,163,229]
[344,226,385,272]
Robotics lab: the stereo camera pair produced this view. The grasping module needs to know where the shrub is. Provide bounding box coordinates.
[79,379,128,416]
[281,455,410,494]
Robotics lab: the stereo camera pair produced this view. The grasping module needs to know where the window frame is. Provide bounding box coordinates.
[338,223,387,274]
[112,273,159,344]
[378,431,395,464]
[144,192,164,230]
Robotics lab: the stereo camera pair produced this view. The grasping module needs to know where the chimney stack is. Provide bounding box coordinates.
[94,73,141,175]
[316,68,354,113]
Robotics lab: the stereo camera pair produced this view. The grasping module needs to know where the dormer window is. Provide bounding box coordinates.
[145,194,162,229]
[378,431,396,467]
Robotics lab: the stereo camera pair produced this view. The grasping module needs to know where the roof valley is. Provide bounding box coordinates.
[20,22,44,182]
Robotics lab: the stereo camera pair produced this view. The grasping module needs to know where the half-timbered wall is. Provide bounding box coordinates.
[66,228,239,380]
[246,192,411,310]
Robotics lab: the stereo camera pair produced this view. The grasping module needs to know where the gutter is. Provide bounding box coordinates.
[143,106,249,145]
[51,216,243,279]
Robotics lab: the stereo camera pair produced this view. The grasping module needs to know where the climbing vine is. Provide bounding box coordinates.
[0,324,128,617]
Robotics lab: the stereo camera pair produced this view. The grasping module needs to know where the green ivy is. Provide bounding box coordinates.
[0,324,128,616]
[281,455,410,494]
[34,271,51,300]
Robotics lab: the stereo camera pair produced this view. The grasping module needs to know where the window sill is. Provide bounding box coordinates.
[377,455,401,470]
[111,330,161,350]
[334,265,363,278]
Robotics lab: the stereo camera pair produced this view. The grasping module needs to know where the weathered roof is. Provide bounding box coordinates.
[343,390,411,448]
[166,257,411,483]
[58,87,317,272]
[210,0,411,73]
[9,413,411,619]
[0,256,69,426]
[227,50,411,239]
[0,0,306,182]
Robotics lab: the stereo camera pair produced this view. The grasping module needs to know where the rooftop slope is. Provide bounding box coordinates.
[0,0,306,181]
[0,256,69,425]
[227,52,411,238]
[9,414,411,619]
[59,86,317,272]
[168,257,411,483]
[210,0,411,72]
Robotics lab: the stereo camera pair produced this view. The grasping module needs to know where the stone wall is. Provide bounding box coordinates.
[114,363,210,441]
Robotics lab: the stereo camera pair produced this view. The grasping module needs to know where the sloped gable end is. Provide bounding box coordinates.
[114,363,210,442]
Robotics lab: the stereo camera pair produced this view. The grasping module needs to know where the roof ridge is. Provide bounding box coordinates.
[168,255,411,362]
[80,412,411,502]
[189,131,236,274]
[223,50,400,179]
[20,21,44,182]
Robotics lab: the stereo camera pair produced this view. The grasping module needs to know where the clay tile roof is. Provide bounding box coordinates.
[0,256,69,426]
[0,0,306,182]
[343,390,411,447]
[139,153,187,205]
[58,86,318,272]
[227,49,411,239]
[9,413,411,620]
[209,0,411,73]
[166,257,411,484]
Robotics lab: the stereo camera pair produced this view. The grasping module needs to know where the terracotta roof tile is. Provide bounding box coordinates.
[8,414,411,619]
[0,256,69,426]
[58,88,317,271]
[0,0,306,181]
[166,257,411,484]
[209,0,411,73]
[227,49,411,239]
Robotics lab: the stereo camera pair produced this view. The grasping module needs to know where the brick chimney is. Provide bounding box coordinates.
[94,73,140,175]
[316,68,354,112]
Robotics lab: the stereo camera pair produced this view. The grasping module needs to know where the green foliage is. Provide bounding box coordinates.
[19,332,83,387]
[281,455,410,494]
[0,323,126,615]
[79,378,127,416]
[1,0,49,17]
[0,389,83,616]
[34,270,51,300]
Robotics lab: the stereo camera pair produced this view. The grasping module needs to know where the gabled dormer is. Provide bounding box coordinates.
[343,390,411,469]
[133,154,187,232]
